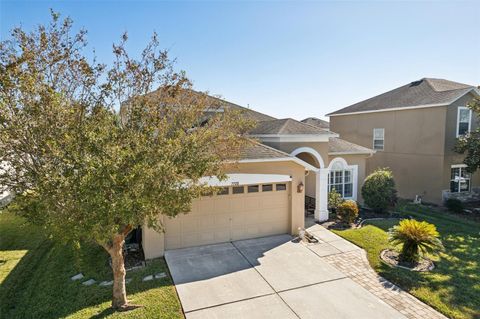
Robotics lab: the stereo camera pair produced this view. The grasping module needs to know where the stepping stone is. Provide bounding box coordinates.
[155,272,166,279]
[143,275,154,281]
[71,273,84,281]
[82,279,96,286]
[99,280,113,286]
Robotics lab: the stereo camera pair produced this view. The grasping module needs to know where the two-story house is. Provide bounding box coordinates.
[327,78,479,205]
[141,92,374,259]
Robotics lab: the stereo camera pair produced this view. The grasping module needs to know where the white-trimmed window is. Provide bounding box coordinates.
[456,107,472,137]
[328,161,357,199]
[329,170,353,198]
[373,128,384,150]
[450,164,471,193]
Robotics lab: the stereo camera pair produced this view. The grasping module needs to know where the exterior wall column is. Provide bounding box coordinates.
[315,168,329,221]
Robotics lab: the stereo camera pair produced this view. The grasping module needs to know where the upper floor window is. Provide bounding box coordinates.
[373,128,384,150]
[450,164,470,193]
[456,107,471,137]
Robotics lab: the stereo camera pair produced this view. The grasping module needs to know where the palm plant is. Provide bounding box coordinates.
[389,219,444,263]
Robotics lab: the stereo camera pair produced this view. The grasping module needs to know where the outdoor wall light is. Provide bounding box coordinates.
[297,182,304,193]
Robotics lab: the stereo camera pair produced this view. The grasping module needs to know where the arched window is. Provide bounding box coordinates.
[328,160,355,199]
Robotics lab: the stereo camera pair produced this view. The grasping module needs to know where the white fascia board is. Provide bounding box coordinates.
[327,103,449,117]
[328,151,376,156]
[327,88,480,117]
[199,173,292,187]
[238,157,319,172]
[250,133,338,142]
[449,88,480,105]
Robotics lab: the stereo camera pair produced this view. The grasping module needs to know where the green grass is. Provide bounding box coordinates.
[0,212,184,319]
[332,202,480,319]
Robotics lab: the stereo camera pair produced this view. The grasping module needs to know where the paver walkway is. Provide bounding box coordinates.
[305,223,447,319]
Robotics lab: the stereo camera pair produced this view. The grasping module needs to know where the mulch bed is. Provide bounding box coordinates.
[380,249,434,272]
[321,220,354,230]
[125,248,145,271]
[323,208,404,230]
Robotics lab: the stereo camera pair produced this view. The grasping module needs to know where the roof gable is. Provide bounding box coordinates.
[301,117,330,129]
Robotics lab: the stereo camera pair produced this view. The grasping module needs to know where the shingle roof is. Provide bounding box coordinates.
[250,118,334,135]
[239,139,291,160]
[328,137,374,155]
[141,89,275,122]
[328,78,476,116]
[301,117,330,129]
[209,96,276,122]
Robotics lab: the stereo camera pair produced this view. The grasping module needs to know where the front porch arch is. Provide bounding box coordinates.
[290,147,329,222]
[290,147,325,168]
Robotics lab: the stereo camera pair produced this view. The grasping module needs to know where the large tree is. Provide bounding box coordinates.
[0,12,251,309]
[455,97,480,173]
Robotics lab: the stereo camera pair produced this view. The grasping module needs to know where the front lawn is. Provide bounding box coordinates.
[332,202,480,319]
[0,212,184,319]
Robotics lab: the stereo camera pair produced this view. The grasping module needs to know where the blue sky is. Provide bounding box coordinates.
[1,1,479,120]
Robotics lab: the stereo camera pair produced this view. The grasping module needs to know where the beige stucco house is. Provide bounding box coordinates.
[143,98,373,259]
[328,78,480,205]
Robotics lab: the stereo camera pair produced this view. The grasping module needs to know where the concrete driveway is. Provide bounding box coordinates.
[165,234,406,319]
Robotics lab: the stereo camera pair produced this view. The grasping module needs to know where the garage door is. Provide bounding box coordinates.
[164,182,290,250]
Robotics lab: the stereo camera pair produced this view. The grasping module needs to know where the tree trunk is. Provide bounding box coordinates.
[109,234,128,309]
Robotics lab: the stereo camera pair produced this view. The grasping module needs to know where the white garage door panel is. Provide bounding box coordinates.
[164,184,290,250]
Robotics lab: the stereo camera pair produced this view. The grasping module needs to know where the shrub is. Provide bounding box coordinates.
[361,168,397,213]
[328,189,344,213]
[388,219,444,263]
[336,200,359,224]
[445,198,464,214]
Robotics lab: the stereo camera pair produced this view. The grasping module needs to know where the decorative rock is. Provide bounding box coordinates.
[71,273,84,281]
[82,279,96,286]
[99,280,113,286]
[155,272,167,279]
[142,275,154,282]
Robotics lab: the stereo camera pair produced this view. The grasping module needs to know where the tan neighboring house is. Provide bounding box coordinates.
[328,78,480,205]
[143,98,374,259]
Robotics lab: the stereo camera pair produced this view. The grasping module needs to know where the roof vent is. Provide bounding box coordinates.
[410,80,423,87]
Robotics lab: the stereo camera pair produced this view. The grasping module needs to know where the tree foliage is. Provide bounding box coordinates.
[455,97,480,173]
[0,11,252,309]
[361,168,397,213]
[389,219,444,263]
